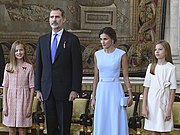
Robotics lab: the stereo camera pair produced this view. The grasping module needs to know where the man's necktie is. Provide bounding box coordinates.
[51,33,58,64]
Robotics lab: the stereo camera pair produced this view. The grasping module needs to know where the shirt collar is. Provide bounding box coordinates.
[52,28,64,36]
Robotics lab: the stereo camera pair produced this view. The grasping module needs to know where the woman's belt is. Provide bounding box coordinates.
[99,77,119,82]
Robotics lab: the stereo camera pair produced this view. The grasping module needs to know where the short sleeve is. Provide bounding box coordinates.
[120,49,126,57]
[143,64,151,87]
[28,65,34,88]
[2,64,9,87]
[169,66,177,89]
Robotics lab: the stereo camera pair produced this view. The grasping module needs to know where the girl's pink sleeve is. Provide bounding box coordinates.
[29,65,34,88]
[2,64,9,87]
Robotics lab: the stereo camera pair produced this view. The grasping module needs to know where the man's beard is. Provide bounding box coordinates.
[51,24,59,29]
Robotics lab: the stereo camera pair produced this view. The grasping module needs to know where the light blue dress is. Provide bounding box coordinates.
[93,48,129,135]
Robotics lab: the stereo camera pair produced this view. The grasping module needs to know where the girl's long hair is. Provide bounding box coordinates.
[6,40,30,73]
[150,40,173,75]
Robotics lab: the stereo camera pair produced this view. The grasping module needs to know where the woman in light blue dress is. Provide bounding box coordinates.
[91,27,133,135]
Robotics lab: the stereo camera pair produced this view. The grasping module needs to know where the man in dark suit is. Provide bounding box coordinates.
[0,45,5,87]
[35,7,82,135]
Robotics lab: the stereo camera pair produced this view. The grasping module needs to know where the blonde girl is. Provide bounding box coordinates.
[2,40,34,135]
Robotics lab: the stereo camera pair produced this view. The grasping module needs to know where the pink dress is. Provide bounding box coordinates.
[2,62,34,127]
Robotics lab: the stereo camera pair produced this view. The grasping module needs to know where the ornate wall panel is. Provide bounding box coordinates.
[0,0,165,77]
[80,4,117,29]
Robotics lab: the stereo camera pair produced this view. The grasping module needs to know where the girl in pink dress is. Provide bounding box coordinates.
[2,40,34,135]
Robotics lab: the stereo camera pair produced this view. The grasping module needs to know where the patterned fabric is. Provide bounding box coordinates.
[2,62,34,127]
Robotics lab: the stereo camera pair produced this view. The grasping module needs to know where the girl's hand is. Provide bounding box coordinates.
[26,106,32,118]
[91,97,96,110]
[164,110,171,121]
[3,107,8,116]
[142,106,148,119]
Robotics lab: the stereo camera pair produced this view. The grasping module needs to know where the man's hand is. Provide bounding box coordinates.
[69,91,79,101]
[36,91,43,102]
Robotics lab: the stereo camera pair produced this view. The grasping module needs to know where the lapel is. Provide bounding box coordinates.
[54,30,67,62]
[45,33,52,63]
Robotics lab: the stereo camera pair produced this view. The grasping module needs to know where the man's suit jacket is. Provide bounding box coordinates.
[35,30,82,100]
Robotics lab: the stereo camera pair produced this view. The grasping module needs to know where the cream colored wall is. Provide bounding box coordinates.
[164,0,180,92]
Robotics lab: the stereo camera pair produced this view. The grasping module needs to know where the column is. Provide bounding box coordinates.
[164,0,180,92]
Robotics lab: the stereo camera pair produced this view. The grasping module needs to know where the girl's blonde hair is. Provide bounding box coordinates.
[150,40,173,75]
[6,40,30,73]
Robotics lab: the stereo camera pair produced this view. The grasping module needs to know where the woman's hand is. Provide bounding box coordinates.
[91,96,96,110]
[128,96,133,107]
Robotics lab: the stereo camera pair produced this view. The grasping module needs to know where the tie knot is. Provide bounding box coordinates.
[54,33,58,37]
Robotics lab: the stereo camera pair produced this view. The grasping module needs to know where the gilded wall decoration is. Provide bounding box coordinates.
[6,4,50,22]
[77,0,114,6]
[0,0,166,77]
[127,0,161,76]
[0,41,36,66]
